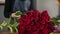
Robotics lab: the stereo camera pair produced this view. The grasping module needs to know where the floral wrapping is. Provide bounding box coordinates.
[18,10,54,34]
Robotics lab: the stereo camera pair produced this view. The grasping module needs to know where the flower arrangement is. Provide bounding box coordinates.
[18,10,54,34]
[0,10,55,34]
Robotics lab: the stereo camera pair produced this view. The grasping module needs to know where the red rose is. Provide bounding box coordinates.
[25,25,31,31]
[45,16,50,22]
[41,10,49,16]
[43,29,49,34]
[33,17,39,21]
[32,32,38,34]
[18,19,24,25]
[40,20,45,24]
[26,10,33,17]
[39,24,44,30]
[20,15,27,20]
[35,22,40,28]
[41,10,50,22]
[31,25,37,31]
[32,10,40,17]
[18,10,54,34]
[18,25,25,34]
[23,19,31,25]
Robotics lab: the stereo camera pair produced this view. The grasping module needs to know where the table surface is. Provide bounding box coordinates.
[0,31,60,34]
[50,32,60,34]
[0,30,18,34]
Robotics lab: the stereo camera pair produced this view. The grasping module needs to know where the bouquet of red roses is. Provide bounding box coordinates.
[18,10,54,34]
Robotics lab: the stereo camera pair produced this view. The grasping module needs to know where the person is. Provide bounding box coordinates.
[4,0,31,18]
[4,0,15,18]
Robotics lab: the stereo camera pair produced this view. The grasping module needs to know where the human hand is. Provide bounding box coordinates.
[11,13,16,17]
[11,13,20,18]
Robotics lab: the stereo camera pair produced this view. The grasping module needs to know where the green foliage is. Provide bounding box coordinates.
[51,16,60,26]
[0,17,19,33]
[15,11,22,16]
[0,11,22,34]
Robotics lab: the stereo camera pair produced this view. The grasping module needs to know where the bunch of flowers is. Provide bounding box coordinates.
[18,10,54,34]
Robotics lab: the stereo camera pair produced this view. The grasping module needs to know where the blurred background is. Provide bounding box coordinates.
[0,0,59,23]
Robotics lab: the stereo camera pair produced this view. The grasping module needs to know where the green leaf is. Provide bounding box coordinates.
[7,26,13,33]
[15,27,18,33]
[51,16,60,25]
[1,21,8,26]
[15,11,22,16]
[0,25,3,30]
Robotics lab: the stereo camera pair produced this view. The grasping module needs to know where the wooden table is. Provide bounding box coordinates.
[0,31,60,34]
[0,30,18,34]
[50,32,60,34]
